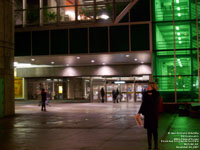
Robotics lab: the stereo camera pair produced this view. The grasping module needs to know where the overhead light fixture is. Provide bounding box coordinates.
[177,7,180,11]
[76,56,80,59]
[100,14,109,20]
[176,26,179,30]
[102,63,106,65]
[31,58,35,61]
[178,37,181,40]
[177,32,180,36]
[179,41,182,44]
[125,54,130,57]
[14,62,18,66]
[178,13,181,17]
[51,61,55,64]
[176,0,179,4]
[66,64,69,66]
[141,62,144,64]
[91,60,95,63]
[134,58,138,61]
[114,81,125,84]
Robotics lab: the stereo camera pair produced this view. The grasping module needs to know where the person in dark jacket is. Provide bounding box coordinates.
[136,82,160,150]
[41,88,47,111]
[100,87,105,103]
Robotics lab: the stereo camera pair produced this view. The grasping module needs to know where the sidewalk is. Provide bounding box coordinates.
[0,102,199,150]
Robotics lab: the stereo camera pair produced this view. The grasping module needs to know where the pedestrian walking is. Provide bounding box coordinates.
[100,87,105,103]
[134,82,160,150]
[41,88,47,111]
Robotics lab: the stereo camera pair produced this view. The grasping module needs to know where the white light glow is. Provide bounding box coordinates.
[179,41,182,44]
[102,63,106,65]
[177,7,180,11]
[31,58,35,61]
[177,32,181,36]
[125,55,130,57]
[114,81,125,84]
[51,62,55,64]
[141,62,144,64]
[178,37,181,40]
[178,13,181,17]
[91,60,95,63]
[100,14,109,20]
[176,0,179,4]
[176,26,179,30]
[65,11,75,20]
[134,58,138,61]
[76,57,80,59]
[14,63,32,68]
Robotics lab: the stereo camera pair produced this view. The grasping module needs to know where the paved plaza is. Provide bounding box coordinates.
[0,101,199,150]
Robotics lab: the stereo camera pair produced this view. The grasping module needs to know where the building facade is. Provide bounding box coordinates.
[14,0,200,103]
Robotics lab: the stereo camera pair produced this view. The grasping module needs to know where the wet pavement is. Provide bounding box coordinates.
[0,101,199,150]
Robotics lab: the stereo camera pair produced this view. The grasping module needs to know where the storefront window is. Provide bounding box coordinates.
[96,3,113,21]
[60,6,76,22]
[78,5,94,21]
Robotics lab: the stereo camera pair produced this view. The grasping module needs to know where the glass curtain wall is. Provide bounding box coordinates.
[14,0,132,26]
[153,0,200,102]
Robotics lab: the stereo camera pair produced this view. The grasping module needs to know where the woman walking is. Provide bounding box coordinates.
[135,82,160,150]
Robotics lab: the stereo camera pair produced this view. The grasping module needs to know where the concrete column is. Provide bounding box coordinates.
[0,0,15,117]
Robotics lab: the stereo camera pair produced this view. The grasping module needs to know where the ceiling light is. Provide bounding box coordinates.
[177,59,180,61]
[100,14,109,20]
[179,41,182,44]
[134,58,138,61]
[177,7,180,11]
[76,57,80,59]
[66,64,69,66]
[14,62,18,66]
[141,62,144,64]
[102,63,106,65]
[31,58,35,61]
[125,54,130,57]
[176,26,179,30]
[91,60,95,63]
[178,37,181,40]
[176,0,179,4]
[51,61,55,64]
[177,32,180,36]
[178,13,181,17]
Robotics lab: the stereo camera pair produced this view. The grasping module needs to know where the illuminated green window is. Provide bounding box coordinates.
[154,23,173,50]
[153,0,173,21]
[174,0,190,21]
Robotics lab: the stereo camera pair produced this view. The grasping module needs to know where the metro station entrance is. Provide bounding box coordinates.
[92,76,149,102]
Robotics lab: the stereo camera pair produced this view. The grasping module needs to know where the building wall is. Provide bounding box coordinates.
[153,0,200,103]
[16,64,151,77]
[0,0,15,117]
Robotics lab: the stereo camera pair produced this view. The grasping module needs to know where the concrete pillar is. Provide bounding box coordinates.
[0,0,15,117]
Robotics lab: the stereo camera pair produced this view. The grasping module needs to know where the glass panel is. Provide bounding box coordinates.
[96,3,113,21]
[78,0,94,5]
[96,0,113,4]
[26,9,40,25]
[174,22,190,49]
[176,57,191,75]
[191,21,197,49]
[60,6,76,22]
[115,2,129,17]
[153,0,173,22]
[14,0,23,10]
[154,23,174,50]
[43,0,57,7]
[174,0,190,21]
[154,76,175,102]
[78,5,94,21]
[43,8,57,24]
[59,0,75,6]
[27,0,39,9]
[15,10,23,25]
[177,76,198,102]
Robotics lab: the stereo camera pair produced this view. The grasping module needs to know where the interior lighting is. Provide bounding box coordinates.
[66,64,69,66]
[141,62,144,64]
[176,26,179,30]
[100,14,109,20]
[102,63,106,65]
[177,59,180,61]
[177,7,181,11]
[179,41,182,44]
[114,81,125,84]
[76,56,80,59]
[14,62,18,66]
[14,63,32,67]
[176,0,179,4]
[178,13,181,17]
[125,54,130,57]
[178,37,181,40]
[31,58,35,61]
[51,61,55,64]
[91,60,95,63]
[65,11,75,20]
[177,32,180,36]
[134,58,138,61]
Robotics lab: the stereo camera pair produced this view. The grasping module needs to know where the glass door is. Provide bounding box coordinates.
[93,85,99,102]
[127,83,134,102]
[120,84,127,102]
[106,84,113,102]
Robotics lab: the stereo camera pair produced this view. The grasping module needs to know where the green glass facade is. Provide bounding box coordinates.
[153,0,200,102]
